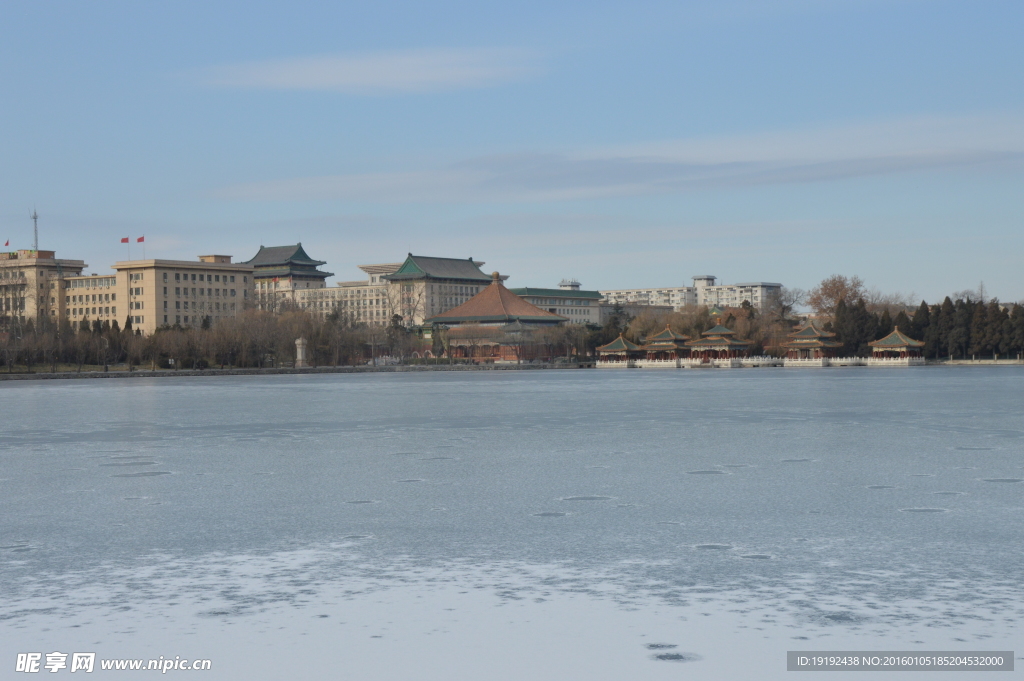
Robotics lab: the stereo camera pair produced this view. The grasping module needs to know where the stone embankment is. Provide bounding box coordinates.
[0,363,594,381]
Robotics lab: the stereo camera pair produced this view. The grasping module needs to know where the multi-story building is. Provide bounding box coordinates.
[508,279,602,325]
[102,255,254,335]
[295,254,493,327]
[64,274,118,328]
[246,244,333,311]
[600,276,782,311]
[383,254,494,326]
[295,262,402,325]
[0,249,85,324]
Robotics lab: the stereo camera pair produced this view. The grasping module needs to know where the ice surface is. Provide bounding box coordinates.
[1,369,1023,679]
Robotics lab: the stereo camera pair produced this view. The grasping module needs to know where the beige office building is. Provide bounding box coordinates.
[1,249,86,324]
[295,255,494,327]
[91,255,255,335]
[64,274,119,328]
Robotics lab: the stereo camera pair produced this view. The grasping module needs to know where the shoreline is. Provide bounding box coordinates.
[0,358,1021,381]
[0,363,592,381]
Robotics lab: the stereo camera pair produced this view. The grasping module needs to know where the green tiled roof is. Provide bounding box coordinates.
[686,336,750,348]
[702,324,736,336]
[597,335,641,352]
[509,287,603,300]
[869,327,925,348]
[386,254,491,282]
[245,244,333,279]
[645,325,689,342]
[787,323,836,339]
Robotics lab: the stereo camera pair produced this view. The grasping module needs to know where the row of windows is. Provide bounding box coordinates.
[164,287,237,297]
[161,272,244,284]
[68,306,115,317]
[527,298,592,306]
[0,270,27,280]
[170,301,236,311]
[67,294,115,304]
[67,277,115,289]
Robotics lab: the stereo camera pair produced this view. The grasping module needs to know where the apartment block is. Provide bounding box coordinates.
[600,276,782,311]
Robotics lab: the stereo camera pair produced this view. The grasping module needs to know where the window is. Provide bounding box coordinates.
[163,301,168,309]
[199,274,204,282]
[191,273,196,281]
[163,273,167,281]
[112,306,116,315]
[215,275,220,282]
[175,301,180,310]
[175,273,180,282]
[231,276,236,283]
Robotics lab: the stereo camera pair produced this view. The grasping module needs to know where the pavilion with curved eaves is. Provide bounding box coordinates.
[685,325,751,362]
[782,323,843,360]
[867,328,925,365]
[596,334,643,367]
[642,325,691,360]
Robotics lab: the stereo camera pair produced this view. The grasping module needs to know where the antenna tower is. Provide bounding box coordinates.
[30,209,39,251]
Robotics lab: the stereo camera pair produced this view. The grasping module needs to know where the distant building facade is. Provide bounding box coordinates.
[107,255,254,335]
[508,279,602,325]
[294,254,495,326]
[246,244,334,311]
[600,275,782,311]
[64,274,118,328]
[295,262,401,325]
[1,249,86,324]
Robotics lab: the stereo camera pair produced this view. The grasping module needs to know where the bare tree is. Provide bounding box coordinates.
[807,275,865,317]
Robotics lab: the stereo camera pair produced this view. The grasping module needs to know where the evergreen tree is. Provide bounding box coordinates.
[922,305,941,358]
[949,299,972,358]
[936,297,955,358]
[835,299,878,356]
[892,310,910,335]
[877,309,893,338]
[910,301,930,341]
[968,302,988,357]
[1009,304,1024,357]
[981,301,1006,358]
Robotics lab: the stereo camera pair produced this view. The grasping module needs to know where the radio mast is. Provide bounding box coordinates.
[30,209,39,251]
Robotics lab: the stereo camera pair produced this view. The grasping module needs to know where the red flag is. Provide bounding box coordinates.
[120,237,129,243]
[137,236,145,243]
[3,240,8,247]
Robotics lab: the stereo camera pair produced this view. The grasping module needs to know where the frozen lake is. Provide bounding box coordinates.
[1,369,1022,679]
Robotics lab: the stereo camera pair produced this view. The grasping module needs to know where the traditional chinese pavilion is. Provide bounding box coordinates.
[596,334,643,361]
[424,272,565,327]
[782,323,843,359]
[868,327,925,359]
[424,273,565,362]
[685,324,751,359]
[642,325,690,360]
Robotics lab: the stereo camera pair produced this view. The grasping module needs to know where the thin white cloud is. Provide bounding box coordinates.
[215,114,1024,202]
[199,48,539,94]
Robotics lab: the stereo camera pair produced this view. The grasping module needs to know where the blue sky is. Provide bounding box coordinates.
[2,0,1022,301]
